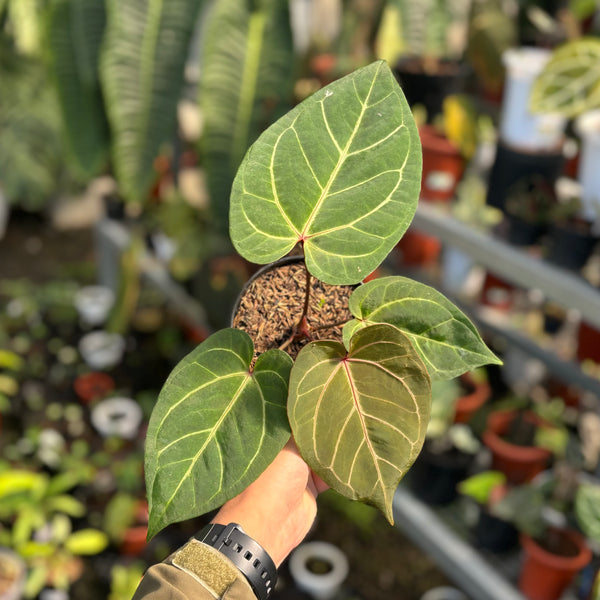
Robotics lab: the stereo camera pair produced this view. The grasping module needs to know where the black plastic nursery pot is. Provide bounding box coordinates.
[504,214,546,247]
[393,57,468,122]
[231,255,356,359]
[407,442,473,506]
[473,508,518,553]
[544,223,598,271]
[486,143,565,212]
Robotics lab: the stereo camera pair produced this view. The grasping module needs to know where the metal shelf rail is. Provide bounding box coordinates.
[412,203,600,330]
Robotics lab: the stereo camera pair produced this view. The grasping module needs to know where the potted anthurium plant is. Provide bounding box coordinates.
[144,61,501,538]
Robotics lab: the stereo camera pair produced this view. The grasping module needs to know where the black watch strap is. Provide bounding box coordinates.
[196,522,277,600]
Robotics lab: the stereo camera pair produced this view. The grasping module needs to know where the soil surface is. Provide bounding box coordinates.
[233,259,354,360]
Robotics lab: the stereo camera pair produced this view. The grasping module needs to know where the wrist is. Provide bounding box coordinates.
[196,522,277,600]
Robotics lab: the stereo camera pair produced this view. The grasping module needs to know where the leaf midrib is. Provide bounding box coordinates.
[300,62,383,238]
[155,373,253,523]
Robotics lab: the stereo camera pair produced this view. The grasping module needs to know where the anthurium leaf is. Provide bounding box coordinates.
[288,323,431,523]
[146,328,293,538]
[530,38,600,118]
[343,276,501,381]
[230,60,422,285]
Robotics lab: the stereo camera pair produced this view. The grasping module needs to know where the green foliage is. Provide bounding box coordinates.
[201,0,294,232]
[530,37,600,118]
[388,0,472,61]
[458,470,506,505]
[100,0,203,203]
[575,482,600,546]
[109,563,146,600]
[0,37,69,210]
[146,61,499,537]
[45,0,110,179]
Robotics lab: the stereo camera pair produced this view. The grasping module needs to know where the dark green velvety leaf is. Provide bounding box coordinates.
[230,60,422,285]
[288,324,431,523]
[146,328,292,538]
[343,276,501,381]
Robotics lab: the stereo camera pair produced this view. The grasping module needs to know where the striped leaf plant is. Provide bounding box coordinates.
[144,60,501,538]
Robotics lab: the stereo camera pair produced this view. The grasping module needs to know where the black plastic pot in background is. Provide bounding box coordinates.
[408,442,473,506]
[393,57,468,122]
[505,214,546,247]
[486,144,564,212]
[473,508,519,553]
[544,223,598,271]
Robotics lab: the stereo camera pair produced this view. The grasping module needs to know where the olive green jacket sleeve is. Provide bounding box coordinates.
[132,538,258,600]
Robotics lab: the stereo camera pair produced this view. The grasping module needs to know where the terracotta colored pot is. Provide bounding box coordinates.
[480,272,514,311]
[577,321,600,364]
[396,228,442,267]
[120,525,148,557]
[519,528,592,600]
[453,373,491,424]
[419,126,465,202]
[482,410,553,484]
[73,372,115,404]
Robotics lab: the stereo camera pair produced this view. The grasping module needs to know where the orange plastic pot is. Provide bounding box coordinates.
[480,272,515,311]
[396,228,442,267]
[453,373,491,424]
[519,529,592,600]
[73,372,115,404]
[482,410,553,484]
[419,125,465,202]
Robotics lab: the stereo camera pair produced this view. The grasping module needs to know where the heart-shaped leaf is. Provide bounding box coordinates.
[530,38,600,118]
[230,60,422,285]
[145,328,293,538]
[288,323,431,523]
[343,276,501,381]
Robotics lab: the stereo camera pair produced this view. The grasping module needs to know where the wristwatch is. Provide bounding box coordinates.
[196,522,278,600]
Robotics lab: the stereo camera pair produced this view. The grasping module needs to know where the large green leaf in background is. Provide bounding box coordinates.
[201,0,294,233]
[343,276,501,381]
[530,38,600,118]
[288,323,431,523]
[46,0,109,178]
[145,328,293,538]
[230,60,422,285]
[100,0,202,203]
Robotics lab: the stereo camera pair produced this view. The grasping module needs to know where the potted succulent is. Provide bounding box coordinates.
[143,61,500,538]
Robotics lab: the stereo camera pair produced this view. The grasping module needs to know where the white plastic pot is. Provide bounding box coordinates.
[74,285,115,326]
[421,586,468,600]
[441,246,474,297]
[78,331,125,370]
[289,541,349,600]
[91,397,143,440]
[575,110,600,224]
[500,48,566,152]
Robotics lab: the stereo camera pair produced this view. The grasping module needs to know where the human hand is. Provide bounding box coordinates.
[213,438,328,566]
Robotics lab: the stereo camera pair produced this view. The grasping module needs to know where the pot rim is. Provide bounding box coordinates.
[520,528,592,571]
